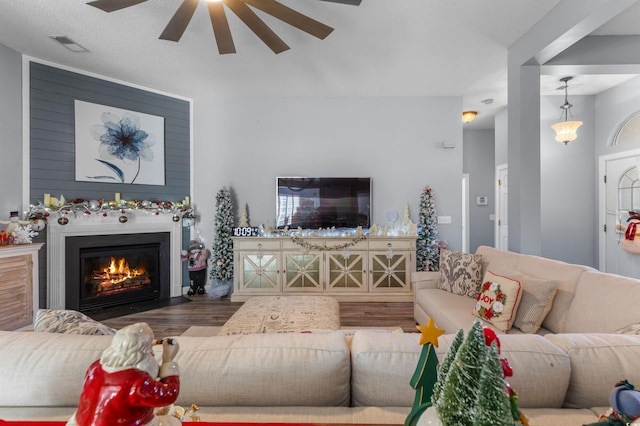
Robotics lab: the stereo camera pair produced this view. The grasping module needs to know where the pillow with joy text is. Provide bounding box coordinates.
[437,249,483,298]
[473,270,523,333]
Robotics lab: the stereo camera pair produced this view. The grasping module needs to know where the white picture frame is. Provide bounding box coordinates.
[74,100,165,186]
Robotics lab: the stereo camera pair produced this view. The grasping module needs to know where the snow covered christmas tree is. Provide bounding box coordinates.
[435,319,486,425]
[431,328,464,407]
[416,186,440,271]
[474,343,512,426]
[209,187,234,295]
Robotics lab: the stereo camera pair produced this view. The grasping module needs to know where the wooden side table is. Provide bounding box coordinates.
[0,243,44,330]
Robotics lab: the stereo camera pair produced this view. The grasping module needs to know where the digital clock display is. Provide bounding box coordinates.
[232,227,260,237]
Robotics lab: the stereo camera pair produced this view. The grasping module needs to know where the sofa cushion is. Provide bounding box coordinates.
[414,288,478,333]
[174,332,350,407]
[351,331,570,410]
[34,309,116,335]
[563,271,640,333]
[0,331,112,406]
[351,330,419,407]
[510,272,559,334]
[545,334,640,409]
[438,249,483,298]
[473,270,522,333]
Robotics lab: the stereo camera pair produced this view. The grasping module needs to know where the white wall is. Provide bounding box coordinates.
[0,43,22,220]
[192,96,464,251]
[463,129,495,252]
[540,94,596,267]
[494,108,508,167]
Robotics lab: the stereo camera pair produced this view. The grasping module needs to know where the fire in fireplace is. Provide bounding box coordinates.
[65,232,171,312]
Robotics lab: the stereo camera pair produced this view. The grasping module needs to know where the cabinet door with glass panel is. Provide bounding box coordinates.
[325,249,368,293]
[368,241,412,293]
[282,250,323,292]
[236,243,281,293]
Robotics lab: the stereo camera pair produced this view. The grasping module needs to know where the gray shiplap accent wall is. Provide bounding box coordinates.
[30,62,191,307]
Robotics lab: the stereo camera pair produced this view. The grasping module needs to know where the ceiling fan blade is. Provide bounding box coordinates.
[244,0,333,40]
[317,0,361,5]
[159,0,199,42]
[224,0,289,54]
[87,0,148,13]
[207,1,236,54]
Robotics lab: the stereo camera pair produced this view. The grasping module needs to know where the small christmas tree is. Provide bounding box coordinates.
[405,318,445,426]
[416,186,440,271]
[473,343,512,426]
[431,328,464,408]
[436,319,486,425]
[209,187,234,286]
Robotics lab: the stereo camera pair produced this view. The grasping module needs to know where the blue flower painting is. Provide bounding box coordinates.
[75,100,165,185]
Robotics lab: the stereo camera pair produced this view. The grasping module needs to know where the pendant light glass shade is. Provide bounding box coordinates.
[551,120,583,144]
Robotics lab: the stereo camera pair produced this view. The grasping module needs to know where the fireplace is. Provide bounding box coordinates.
[47,214,183,311]
[65,233,170,312]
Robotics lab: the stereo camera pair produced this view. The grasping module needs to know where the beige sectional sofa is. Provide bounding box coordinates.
[414,245,640,335]
[1,327,640,425]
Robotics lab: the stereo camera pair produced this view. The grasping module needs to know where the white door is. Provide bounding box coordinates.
[495,165,508,250]
[601,151,640,277]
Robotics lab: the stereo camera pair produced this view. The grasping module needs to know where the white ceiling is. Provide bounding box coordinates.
[0,0,638,129]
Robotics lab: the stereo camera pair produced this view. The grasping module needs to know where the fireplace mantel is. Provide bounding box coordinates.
[47,213,182,310]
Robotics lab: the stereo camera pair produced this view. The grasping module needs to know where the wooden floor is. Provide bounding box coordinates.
[100,296,418,338]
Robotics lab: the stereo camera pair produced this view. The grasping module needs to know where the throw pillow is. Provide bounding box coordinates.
[510,272,559,333]
[615,323,640,335]
[473,270,523,333]
[438,249,483,298]
[34,309,116,335]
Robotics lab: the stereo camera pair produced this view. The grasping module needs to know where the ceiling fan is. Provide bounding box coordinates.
[87,0,361,54]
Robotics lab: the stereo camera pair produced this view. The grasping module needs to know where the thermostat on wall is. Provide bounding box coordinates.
[476,196,488,206]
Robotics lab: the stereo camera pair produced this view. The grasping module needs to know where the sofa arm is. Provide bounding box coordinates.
[412,271,440,291]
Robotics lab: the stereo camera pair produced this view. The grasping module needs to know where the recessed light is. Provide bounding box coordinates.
[481,98,494,105]
[49,36,90,53]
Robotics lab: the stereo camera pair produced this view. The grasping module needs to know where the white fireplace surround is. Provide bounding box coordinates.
[47,212,183,310]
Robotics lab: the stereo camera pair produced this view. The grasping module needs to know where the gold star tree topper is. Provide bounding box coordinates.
[416,317,445,347]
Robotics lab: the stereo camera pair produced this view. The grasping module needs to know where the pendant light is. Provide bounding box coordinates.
[551,76,583,145]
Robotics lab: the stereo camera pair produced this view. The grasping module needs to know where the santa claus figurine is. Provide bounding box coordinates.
[181,239,210,295]
[67,323,180,426]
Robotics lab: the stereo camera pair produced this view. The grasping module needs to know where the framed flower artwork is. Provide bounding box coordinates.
[74,100,165,185]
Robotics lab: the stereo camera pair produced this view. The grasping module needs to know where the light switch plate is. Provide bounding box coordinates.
[437,216,452,224]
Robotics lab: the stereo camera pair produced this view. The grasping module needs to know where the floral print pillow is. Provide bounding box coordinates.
[34,309,116,335]
[437,249,484,298]
[473,271,523,333]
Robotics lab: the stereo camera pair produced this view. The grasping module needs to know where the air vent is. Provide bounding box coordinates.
[49,35,90,53]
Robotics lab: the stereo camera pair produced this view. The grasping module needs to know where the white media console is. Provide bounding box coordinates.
[231,236,416,302]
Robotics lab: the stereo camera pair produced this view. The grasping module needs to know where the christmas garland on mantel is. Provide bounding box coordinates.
[290,235,367,251]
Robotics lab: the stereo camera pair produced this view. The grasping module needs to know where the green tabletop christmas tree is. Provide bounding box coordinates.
[434,319,485,425]
[474,343,512,426]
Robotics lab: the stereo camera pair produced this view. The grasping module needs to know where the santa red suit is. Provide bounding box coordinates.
[73,360,179,426]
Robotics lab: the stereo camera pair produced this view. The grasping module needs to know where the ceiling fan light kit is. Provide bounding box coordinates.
[87,0,360,55]
[551,76,583,145]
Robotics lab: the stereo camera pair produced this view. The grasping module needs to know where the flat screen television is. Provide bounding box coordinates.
[276,177,371,229]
